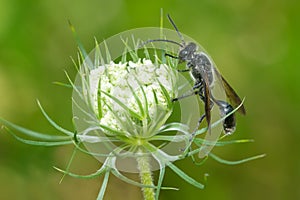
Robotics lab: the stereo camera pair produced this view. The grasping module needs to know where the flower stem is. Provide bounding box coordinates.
[137,150,155,200]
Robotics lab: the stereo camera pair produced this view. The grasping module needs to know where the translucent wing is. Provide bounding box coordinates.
[202,74,211,130]
[198,68,224,158]
[214,68,246,115]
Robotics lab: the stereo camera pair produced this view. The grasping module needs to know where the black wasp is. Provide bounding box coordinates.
[142,14,246,135]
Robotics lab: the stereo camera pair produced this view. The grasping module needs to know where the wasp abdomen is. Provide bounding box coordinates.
[216,100,236,134]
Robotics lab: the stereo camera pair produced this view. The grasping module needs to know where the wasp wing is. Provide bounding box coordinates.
[198,68,226,158]
[202,75,212,130]
[213,68,246,115]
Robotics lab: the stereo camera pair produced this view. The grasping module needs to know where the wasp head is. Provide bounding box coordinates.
[178,42,197,63]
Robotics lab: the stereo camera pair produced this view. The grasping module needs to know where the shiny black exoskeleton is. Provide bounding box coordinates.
[215,100,236,134]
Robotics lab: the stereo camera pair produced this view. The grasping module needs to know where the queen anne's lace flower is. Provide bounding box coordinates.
[89,58,175,132]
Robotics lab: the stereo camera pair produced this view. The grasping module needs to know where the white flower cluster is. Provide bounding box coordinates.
[88,59,176,132]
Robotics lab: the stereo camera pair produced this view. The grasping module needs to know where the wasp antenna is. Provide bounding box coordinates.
[139,39,183,48]
[167,14,186,46]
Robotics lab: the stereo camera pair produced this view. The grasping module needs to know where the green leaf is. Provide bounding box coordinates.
[64,71,83,100]
[97,78,103,119]
[52,81,72,88]
[127,79,145,118]
[101,101,134,137]
[5,127,72,146]
[37,100,74,136]
[105,154,157,189]
[152,88,159,104]
[168,162,205,189]
[149,122,191,143]
[111,169,157,189]
[120,37,139,62]
[58,145,79,183]
[158,81,172,110]
[94,37,105,67]
[68,20,93,69]
[0,118,71,141]
[142,44,151,60]
[136,77,149,119]
[158,122,190,135]
[97,123,128,137]
[101,90,143,120]
[155,158,165,200]
[146,110,167,137]
[149,135,186,143]
[191,154,208,166]
[144,142,180,162]
[121,41,128,64]
[72,140,112,157]
[97,170,110,200]
[194,138,255,147]
[54,163,108,179]
[209,153,266,165]
[68,20,87,58]
[103,40,112,64]
[72,98,96,121]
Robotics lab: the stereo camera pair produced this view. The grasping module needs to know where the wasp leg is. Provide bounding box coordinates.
[165,53,190,72]
[172,82,203,102]
[192,81,203,90]
[177,69,190,72]
[165,53,179,59]
[191,113,206,138]
[191,98,214,134]
[181,113,206,158]
[172,90,199,102]
[192,91,214,135]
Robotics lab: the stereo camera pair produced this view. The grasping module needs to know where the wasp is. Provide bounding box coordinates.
[142,14,246,135]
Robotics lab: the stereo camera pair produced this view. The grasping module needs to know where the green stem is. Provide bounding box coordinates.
[137,150,155,200]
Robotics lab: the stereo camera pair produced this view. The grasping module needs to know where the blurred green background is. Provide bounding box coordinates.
[0,0,299,199]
